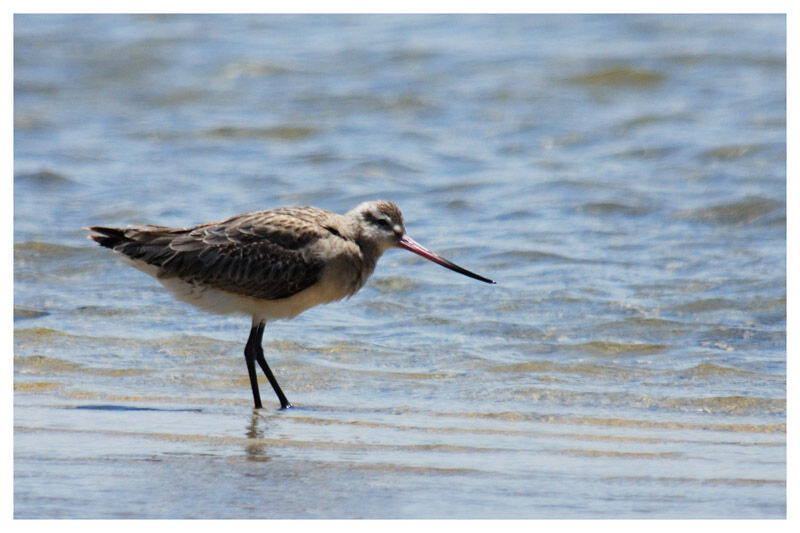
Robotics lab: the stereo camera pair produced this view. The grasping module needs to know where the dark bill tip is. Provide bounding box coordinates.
[398,235,496,284]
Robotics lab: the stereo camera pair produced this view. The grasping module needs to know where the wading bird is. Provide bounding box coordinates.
[90,200,494,409]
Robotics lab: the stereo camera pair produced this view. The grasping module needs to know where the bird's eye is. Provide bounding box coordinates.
[364,212,394,232]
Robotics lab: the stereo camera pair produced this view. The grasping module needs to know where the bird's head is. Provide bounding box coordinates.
[348,200,495,284]
[349,200,406,253]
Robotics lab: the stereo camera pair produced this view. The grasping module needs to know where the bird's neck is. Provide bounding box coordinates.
[355,237,384,274]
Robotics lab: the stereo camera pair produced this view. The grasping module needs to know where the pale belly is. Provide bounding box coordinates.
[125,258,363,321]
[121,243,371,322]
[156,275,351,322]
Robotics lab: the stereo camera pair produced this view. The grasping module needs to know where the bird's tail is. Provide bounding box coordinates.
[88,226,129,249]
[89,224,187,268]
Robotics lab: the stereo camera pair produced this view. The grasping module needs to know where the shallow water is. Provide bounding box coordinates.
[14,14,785,518]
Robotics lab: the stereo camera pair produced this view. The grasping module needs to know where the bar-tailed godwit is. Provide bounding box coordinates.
[90,200,494,409]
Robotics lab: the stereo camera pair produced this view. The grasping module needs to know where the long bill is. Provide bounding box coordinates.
[397,235,496,284]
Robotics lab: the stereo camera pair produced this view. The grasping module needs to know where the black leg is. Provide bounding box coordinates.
[244,325,263,409]
[249,321,292,409]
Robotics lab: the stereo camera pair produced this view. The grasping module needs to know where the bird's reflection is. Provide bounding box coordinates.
[243,407,298,461]
[243,410,272,460]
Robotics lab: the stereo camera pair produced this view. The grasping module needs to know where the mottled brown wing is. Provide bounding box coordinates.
[95,208,330,300]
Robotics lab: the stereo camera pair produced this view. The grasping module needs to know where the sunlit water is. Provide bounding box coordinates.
[14,14,785,518]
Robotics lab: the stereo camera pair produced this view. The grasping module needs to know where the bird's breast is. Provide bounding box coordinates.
[312,236,376,301]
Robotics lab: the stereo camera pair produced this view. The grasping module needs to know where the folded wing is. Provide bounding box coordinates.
[90,209,329,301]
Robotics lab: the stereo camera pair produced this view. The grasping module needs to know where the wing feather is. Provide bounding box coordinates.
[95,208,332,300]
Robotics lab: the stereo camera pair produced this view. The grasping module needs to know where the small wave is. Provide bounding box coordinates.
[598,317,693,338]
[675,297,739,312]
[488,249,583,263]
[489,359,645,379]
[15,354,82,373]
[14,353,153,378]
[205,125,318,140]
[14,308,49,320]
[156,334,240,354]
[220,60,293,79]
[388,48,437,63]
[560,448,682,459]
[621,147,676,159]
[14,381,60,392]
[618,113,692,130]
[347,463,475,476]
[15,169,74,186]
[578,201,652,216]
[572,341,669,356]
[678,196,783,226]
[659,395,785,415]
[264,339,371,356]
[604,474,784,488]
[439,410,785,434]
[14,241,86,257]
[702,143,766,160]
[293,150,344,165]
[15,327,89,343]
[370,276,420,292]
[355,157,422,175]
[682,363,758,378]
[564,66,666,88]
[71,404,202,412]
